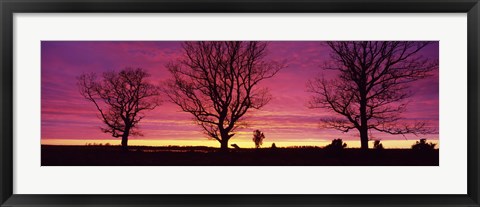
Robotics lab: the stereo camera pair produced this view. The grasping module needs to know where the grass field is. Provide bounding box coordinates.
[41,145,439,166]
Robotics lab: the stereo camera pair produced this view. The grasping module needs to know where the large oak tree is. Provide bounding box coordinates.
[164,41,284,150]
[307,41,438,150]
[78,68,161,150]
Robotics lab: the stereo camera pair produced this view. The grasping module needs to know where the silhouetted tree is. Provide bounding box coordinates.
[325,139,347,150]
[308,41,438,150]
[164,41,284,150]
[412,138,436,151]
[78,68,161,151]
[252,129,266,148]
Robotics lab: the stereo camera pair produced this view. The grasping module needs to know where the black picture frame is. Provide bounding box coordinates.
[1,0,479,206]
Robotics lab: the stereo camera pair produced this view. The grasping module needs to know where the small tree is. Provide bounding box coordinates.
[78,68,161,150]
[252,129,266,148]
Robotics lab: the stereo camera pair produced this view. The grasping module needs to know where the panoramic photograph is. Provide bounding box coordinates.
[41,41,439,166]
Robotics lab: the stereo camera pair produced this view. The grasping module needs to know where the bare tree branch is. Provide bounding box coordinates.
[78,68,161,150]
[163,41,285,150]
[308,41,438,149]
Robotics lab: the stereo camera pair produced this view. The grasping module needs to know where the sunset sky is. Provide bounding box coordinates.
[41,41,439,148]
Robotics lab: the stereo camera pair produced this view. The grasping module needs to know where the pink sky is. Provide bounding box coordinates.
[41,41,439,147]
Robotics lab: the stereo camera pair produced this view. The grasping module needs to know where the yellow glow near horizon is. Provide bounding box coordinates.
[41,139,439,149]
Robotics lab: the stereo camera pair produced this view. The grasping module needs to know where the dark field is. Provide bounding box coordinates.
[41,145,439,166]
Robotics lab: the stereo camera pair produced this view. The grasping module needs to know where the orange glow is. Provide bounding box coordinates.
[41,41,439,149]
[42,138,439,149]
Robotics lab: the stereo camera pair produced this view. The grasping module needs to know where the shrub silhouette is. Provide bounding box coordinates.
[412,138,436,151]
[373,140,384,150]
[325,139,347,150]
[271,143,277,149]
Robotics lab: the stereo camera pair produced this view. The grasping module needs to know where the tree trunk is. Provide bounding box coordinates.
[359,125,369,150]
[220,139,229,151]
[359,81,369,150]
[219,130,230,151]
[121,127,130,151]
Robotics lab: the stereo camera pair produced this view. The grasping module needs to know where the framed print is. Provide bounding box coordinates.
[1,0,479,206]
